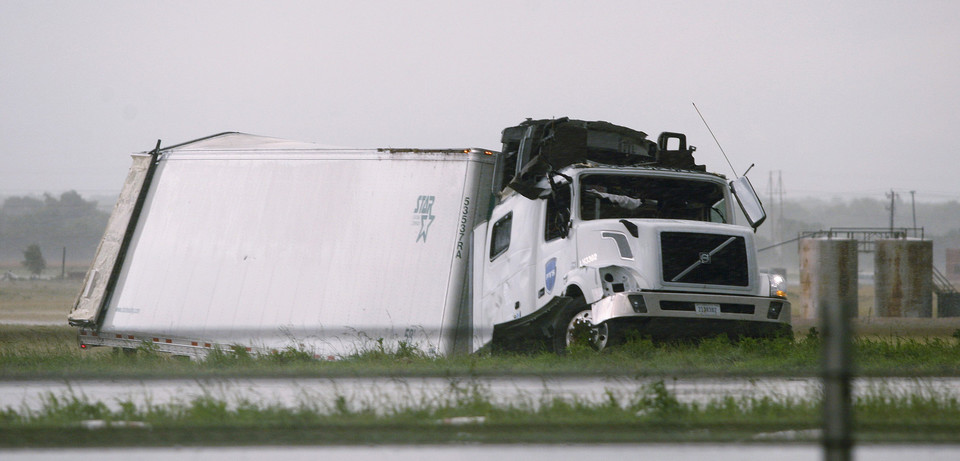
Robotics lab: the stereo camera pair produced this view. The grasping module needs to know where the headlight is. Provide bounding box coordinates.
[768,273,787,299]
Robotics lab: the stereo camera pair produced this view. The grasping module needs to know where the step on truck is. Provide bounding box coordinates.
[69,118,790,357]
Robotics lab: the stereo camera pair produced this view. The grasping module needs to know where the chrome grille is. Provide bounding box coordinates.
[660,232,748,286]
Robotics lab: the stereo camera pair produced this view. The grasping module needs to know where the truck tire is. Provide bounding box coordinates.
[551,300,609,354]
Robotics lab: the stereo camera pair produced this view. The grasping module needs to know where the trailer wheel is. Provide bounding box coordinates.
[552,301,608,354]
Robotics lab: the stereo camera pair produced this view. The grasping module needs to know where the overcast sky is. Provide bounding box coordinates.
[2,0,959,201]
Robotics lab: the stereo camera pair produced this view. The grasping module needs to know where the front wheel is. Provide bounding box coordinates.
[552,302,609,354]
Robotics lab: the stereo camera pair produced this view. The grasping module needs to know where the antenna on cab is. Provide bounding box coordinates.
[692,102,739,178]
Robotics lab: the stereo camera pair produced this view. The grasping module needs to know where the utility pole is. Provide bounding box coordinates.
[885,189,898,231]
[767,171,776,250]
[766,171,785,256]
[776,171,784,264]
[910,190,917,231]
[768,171,774,205]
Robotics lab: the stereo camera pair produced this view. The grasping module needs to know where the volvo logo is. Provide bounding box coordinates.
[699,252,711,264]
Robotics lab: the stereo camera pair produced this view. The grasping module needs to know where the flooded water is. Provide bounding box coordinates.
[4,444,960,461]
[1,376,956,412]
[2,377,957,458]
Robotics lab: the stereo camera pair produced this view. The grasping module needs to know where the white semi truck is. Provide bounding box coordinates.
[69,118,790,357]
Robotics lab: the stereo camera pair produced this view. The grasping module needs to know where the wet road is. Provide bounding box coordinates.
[4,444,960,461]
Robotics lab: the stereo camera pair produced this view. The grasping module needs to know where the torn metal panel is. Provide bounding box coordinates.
[499,118,706,199]
[69,152,156,326]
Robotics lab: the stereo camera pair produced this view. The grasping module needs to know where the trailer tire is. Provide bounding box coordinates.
[551,299,609,354]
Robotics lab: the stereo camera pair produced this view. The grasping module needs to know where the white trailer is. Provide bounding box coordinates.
[70,133,496,357]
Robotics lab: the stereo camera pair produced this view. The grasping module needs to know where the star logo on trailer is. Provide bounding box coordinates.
[413,195,436,242]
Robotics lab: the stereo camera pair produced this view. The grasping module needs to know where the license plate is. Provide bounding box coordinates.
[695,303,720,315]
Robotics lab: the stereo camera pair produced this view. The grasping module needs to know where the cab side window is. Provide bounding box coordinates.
[490,212,513,260]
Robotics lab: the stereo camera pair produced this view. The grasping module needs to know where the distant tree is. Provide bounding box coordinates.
[1,196,44,216]
[0,191,110,261]
[21,244,46,275]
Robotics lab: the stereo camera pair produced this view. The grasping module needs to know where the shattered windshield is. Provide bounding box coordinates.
[579,174,727,223]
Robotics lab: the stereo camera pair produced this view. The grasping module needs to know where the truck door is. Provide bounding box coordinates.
[479,196,539,328]
[536,183,574,309]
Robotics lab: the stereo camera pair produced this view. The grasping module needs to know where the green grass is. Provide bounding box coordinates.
[1,379,958,447]
[0,277,80,325]
[4,325,960,379]
[4,274,960,378]
[5,279,960,446]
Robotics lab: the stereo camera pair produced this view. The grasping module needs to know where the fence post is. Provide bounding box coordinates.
[822,296,853,461]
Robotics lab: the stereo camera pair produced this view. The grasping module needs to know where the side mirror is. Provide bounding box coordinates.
[730,176,766,230]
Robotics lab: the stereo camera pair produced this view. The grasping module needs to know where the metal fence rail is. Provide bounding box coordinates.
[798,227,924,253]
[934,266,958,295]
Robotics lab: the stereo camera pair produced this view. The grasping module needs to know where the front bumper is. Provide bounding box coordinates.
[592,291,791,335]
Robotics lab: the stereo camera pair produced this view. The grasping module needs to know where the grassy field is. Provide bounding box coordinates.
[0,260,90,325]
[4,322,960,379]
[3,273,960,378]
[0,276,80,325]
[4,267,960,446]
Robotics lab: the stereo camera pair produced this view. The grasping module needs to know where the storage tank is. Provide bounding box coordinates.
[874,239,932,317]
[941,293,960,317]
[798,238,858,320]
[946,248,960,284]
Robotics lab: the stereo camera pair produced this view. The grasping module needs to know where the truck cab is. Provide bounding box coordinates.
[474,118,790,353]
